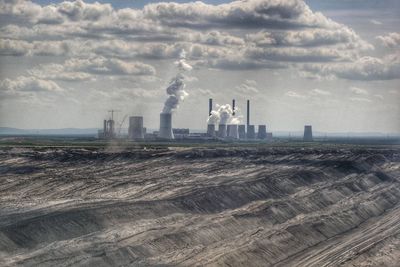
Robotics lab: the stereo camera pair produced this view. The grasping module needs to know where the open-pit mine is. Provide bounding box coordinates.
[0,144,399,266]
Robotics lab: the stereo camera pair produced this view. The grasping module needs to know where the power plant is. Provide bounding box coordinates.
[98,99,318,143]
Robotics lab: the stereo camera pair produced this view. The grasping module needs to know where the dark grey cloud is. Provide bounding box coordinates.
[143,0,329,29]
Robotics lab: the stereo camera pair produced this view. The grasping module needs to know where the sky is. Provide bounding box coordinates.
[0,0,399,133]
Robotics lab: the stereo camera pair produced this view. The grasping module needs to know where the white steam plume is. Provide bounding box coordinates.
[207,104,243,125]
[162,50,192,114]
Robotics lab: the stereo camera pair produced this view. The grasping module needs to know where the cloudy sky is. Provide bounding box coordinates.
[0,0,399,133]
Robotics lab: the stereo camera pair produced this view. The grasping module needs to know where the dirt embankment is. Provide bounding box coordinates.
[0,146,399,266]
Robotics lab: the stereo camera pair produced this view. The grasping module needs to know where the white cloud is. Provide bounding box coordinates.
[377,32,400,48]
[236,80,259,94]
[301,55,400,80]
[0,0,397,83]
[246,28,372,50]
[350,86,368,95]
[310,88,331,96]
[28,63,93,82]
[0,76,63,94]
[285,90,307,99]
[370,19,382,25]
[64,57,156,76]
[350,97,372,103]
[0,0,375,72]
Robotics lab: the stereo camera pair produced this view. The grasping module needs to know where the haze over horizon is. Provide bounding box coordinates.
[0,0,399,133]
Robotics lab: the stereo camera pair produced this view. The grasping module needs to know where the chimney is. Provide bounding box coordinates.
[247,99,250,127]
[209,98,213,116]
[159,113,174,139]
[232,99,236,116]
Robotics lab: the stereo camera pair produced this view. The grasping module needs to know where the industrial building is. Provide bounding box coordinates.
[98,98,318,143]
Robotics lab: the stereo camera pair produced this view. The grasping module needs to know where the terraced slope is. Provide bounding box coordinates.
[0,146,399,266]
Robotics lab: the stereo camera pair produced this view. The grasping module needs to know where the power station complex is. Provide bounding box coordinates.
[99,99,313,142]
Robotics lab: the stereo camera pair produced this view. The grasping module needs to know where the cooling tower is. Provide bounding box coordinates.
[207,124,216,137]
[128,116,144,140]
[238,125,246,139]
[258,125,267,139]
[247,125,255,139]
[228,124,239,139]
[304,125,313,141]
[218,124,227,138]
[227,125,232,137]
[159,113,174,139]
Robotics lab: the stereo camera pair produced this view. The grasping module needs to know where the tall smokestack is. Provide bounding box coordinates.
[232,99,236,116]
[209,98,213,116]
[159,113,174,139]
[247,100,250,127]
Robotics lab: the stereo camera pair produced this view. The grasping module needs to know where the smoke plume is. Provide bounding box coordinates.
[162,50,192,114]
[207,104,242,125]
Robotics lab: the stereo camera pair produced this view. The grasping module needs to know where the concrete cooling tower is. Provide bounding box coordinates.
[238,125,246,139]
[228,124,239,139]
[159,113,174,139]
[304,125,313,141]
[128,116,144,140]
[207,124,216,137]
[258,125,267,139]
[247,125,255,139]
[218,124,227,138]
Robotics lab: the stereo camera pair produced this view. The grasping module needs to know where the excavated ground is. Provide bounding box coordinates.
[0,145,399,266]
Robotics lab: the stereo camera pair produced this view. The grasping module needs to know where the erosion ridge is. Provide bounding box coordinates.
[0,145,399,266]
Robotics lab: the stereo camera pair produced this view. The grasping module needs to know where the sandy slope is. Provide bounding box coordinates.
[0,145,399,266]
